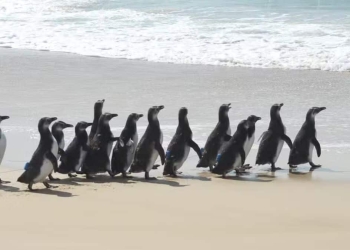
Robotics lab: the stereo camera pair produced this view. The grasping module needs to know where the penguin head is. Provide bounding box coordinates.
[219,103,231,121]
[237,119,249,131]
[270,103,283,117]
[53,121,74,131]
[179,107,188,118]
[128,113,143,123]
[39,117,57,131]
[148,106,164,121]
[0,115,9,123]
[247,115,261,124]
[94,99,105,114]
[307,107,326,120]
[76,121,93,132]
[105,113,118,121]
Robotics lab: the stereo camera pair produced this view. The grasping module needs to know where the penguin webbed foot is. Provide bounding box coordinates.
[28,183,36,192]
[68,173,77,178]
[122,172,133,179]
[271,164,282,172]
[309,162,321,171]
[289,164,298,169]
[48,174,60,181]
[152,164,160,170]
[145,172,157,180]
[108,170,117,178]
[43,182,58,189]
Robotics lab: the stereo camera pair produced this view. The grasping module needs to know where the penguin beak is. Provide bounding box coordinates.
[0,116,9,121]
[256,116,262,122]
[279,103,284,107]
[227,103,232,109]
[85,122,93,128]
[65,123,74,128]
[138,114,144,119]
[316,107,326,113]
[108,113,118,119]
[157,105,164,111]
[49,117,57,123]
[101,99,105,103]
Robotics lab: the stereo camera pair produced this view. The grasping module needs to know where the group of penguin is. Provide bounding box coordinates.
[0,99,326,191]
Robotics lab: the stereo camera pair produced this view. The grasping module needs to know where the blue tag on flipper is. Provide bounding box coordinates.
[216,154,221,162]
[166,151,171,160]
[200,148,204,154]
[24,162,29,170]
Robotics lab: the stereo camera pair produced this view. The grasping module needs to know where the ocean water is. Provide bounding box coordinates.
[1,0,350,71]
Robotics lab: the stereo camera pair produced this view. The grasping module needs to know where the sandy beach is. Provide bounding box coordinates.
[0,48,349,249]
[1,169,350,250]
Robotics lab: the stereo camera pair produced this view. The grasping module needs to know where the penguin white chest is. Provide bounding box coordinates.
[146,132,163,172]
[34,157,54,183]
[273,139,284,163]
[0,132,7,165]
[52,140,59,158]
[308,143,314,161]
[175,145,190,171]
[75,147,87,172]
[244,133,255,156]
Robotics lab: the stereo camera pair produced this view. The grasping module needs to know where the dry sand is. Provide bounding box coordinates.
[1,169,350,250]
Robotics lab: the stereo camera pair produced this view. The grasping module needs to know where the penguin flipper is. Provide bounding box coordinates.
[312,138,321,157]
[46,151,58,172]
[224,134,231,141]
[239,147,246,165]
[188,139,202,159]
[155,141,165,165]
[281,134,293,149]
[58,148,66,157]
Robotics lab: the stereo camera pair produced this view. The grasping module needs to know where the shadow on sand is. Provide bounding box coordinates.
[165,175,212,182]
[219,175,273,183]
[132,177,188,187]
[0,183,20,192]
[25,188,74,198]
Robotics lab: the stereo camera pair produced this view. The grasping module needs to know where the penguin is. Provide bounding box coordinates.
[17,117,59,191]
[244,115,261,160]
[256,104,293,171]
[163,107,202,177]
[0,115,10,184]
[89,99,105,143]
[212,120,249,177]
[288,107,326,171]
[197,103,232,171]
[82,113,120,178]
[49,121,73,180]
[58,122,92,177]
[110,113,143,178]
[129,106,165,180]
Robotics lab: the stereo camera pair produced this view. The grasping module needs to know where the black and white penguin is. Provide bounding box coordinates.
[256,104,293,171]
[58,121,92,177]
[129,106,165,180]
[82,113,120,178]
[89,99,105,143]
[0,115,10,184]
[212,120,249,177]
[110,113,143,178]
[163,107,202,177]
[288,107,326,171]
[197,103,231,171]
[17,117,59,191]
[243,115,261,162]
[49,121,73,180]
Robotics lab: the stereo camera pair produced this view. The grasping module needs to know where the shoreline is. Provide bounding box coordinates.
[1,46,349,74]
